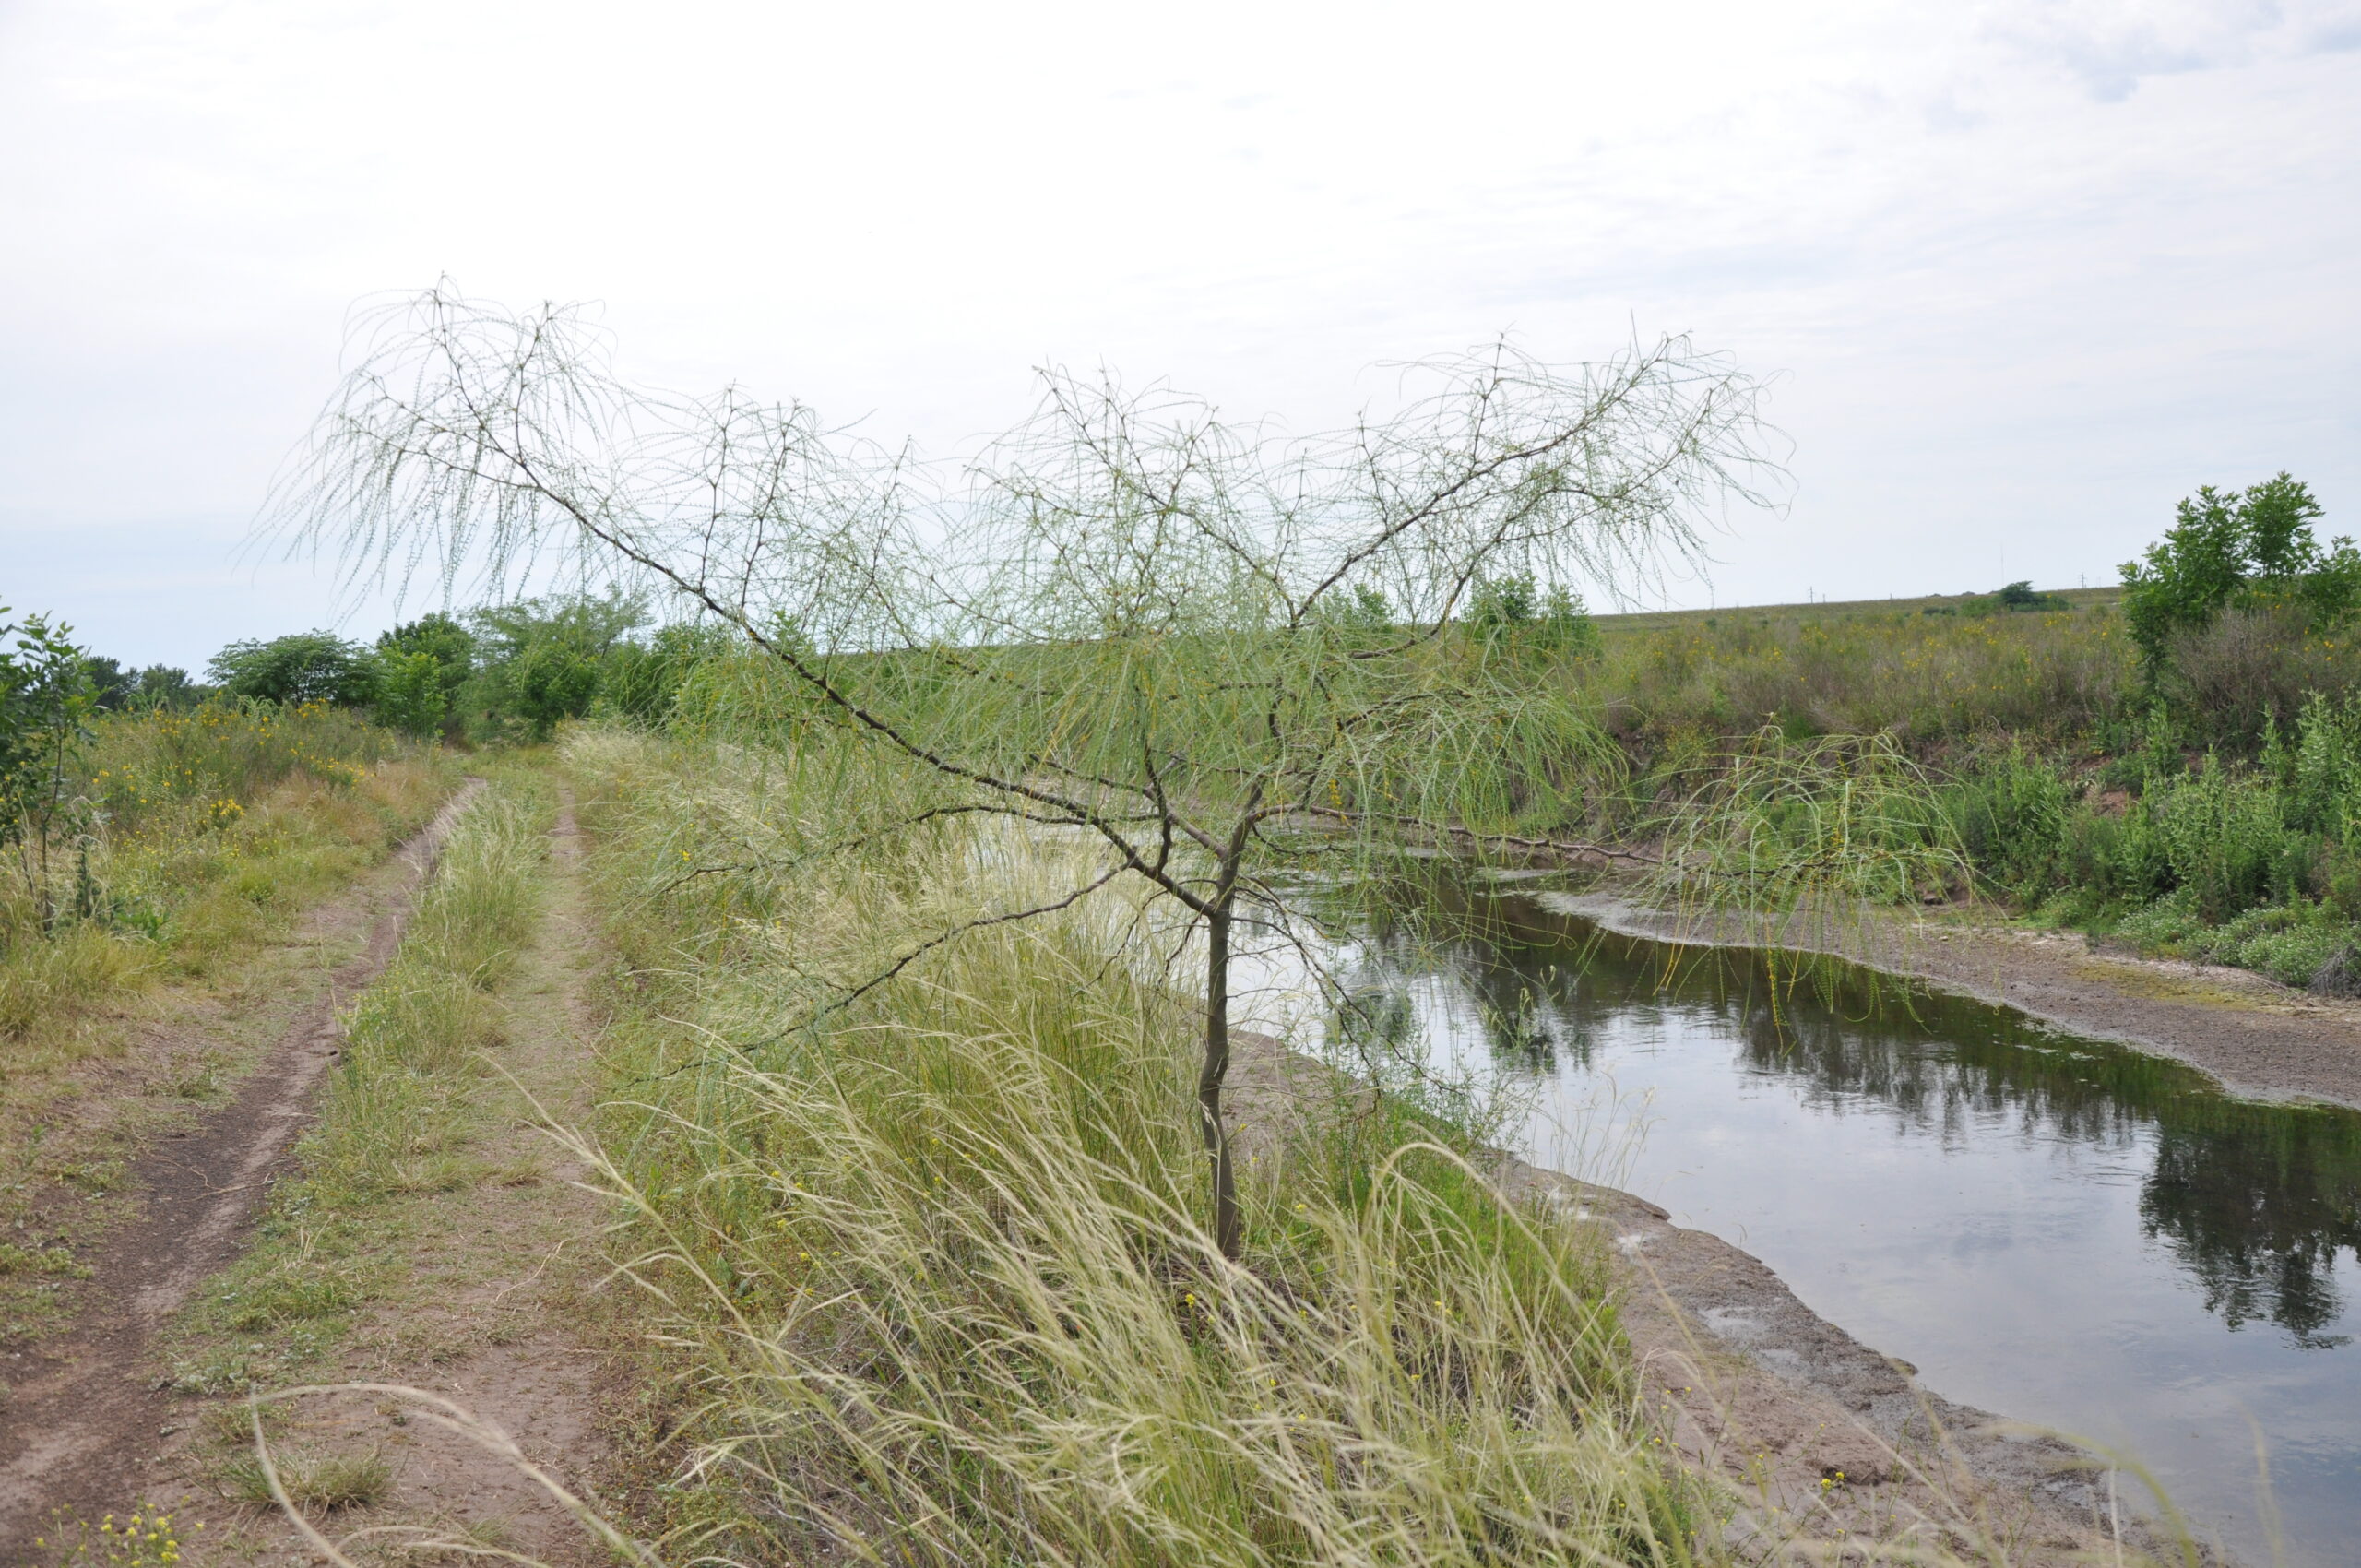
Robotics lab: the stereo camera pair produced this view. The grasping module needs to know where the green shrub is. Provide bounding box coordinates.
[371,648,446,737]
[2153,761,2309,922]
[2188,901,2355,988]
[2113,888,2205,954]
[1944,749,2070,897]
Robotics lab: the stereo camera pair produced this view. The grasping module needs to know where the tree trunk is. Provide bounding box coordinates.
[1199,902,1241,1259]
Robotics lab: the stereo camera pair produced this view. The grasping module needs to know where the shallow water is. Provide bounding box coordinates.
[1287,880,2361,1567]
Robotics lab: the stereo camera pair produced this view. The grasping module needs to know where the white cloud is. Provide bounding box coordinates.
[1,0,2354,662]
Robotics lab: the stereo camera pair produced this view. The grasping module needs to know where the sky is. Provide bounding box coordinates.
[2,0,2355,671]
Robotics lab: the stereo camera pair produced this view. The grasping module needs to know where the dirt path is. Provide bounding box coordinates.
[0,781,483,1546]
[149,784,622,1565]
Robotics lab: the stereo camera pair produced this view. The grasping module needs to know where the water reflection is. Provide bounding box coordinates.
[1335,877,2361,1352]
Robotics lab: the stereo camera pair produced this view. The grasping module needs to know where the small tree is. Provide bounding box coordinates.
[2121,473,2356,678]
[277,286,1779,1255]
[378,612,475,734]
[374,649,449,737]
[130,665,201,710]
[463,592,647,739]
[0,610,99,929]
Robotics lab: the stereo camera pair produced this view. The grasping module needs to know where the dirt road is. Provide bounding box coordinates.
[0,783,481,1544]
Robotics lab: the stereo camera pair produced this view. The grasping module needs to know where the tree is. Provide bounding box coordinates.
[82,656,135,711]
[130,665,201,709]
[378,613,475,723]
[276,286,1781,1256]
[462,592,647,739]
[208,631,378,707]
[1463,571,1540,638]
[377,612,476,738]
[83,657,202,712]
[601,621,735,726]
[2121,474,2356,677]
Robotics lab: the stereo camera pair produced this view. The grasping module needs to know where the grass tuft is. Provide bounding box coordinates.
[216,1446,393,1509]
[570,728,1720,1566]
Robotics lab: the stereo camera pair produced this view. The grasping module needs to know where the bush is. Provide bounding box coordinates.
[375,613,474,735]
[372,649,447,737]
[2152,760,2309,924]
[1944,749,2070,898]
[2309,943,2361,997]
[2166,606,2361,752]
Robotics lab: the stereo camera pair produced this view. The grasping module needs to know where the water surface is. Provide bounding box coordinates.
[1289,880,2361,1567]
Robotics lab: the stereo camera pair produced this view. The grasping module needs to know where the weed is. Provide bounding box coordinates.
[26,1503,206,1567]
[0,1242,89,1278]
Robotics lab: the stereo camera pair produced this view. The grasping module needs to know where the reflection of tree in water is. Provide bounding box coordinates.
[1342,908,1588,1073]
[2141,1106,2361,1348]
[1322,873,2361,1349]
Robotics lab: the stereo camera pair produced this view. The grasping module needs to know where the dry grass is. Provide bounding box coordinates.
[1582,592,2137,754]
[216,1447,392,1510]
[0,718,456,1054]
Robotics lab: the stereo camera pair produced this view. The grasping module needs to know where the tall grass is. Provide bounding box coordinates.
[0,701,450,1046]
[568,728,1699,1563]
[1581,600,2137,754]
[82,698,401,840]
[562,727,2074,1568]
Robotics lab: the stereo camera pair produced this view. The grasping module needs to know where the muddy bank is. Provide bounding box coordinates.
[1500,1161,2201,1565]
[1541,888,2361,1112]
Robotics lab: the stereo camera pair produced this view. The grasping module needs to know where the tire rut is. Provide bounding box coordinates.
[0,781,484,1543]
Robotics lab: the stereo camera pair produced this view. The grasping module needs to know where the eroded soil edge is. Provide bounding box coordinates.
[1549,888,2361,1111]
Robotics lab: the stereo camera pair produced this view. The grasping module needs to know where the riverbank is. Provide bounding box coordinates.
[1540,886,2361,1111]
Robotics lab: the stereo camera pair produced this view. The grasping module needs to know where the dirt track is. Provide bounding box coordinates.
[0,783,481,1544]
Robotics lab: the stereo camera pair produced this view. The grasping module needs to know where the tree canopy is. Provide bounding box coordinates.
[207,630,378,707]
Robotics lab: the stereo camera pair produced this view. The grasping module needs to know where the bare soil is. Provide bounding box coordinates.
[0,783,483,1549]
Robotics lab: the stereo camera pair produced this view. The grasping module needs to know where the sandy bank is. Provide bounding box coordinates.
[1541,888,2361,1112]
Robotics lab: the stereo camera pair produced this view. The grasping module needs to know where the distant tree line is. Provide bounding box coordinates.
[197,590,734,742]
[11,589,734,747]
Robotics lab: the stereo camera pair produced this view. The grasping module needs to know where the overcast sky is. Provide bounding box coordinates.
[3,0,2355,670]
